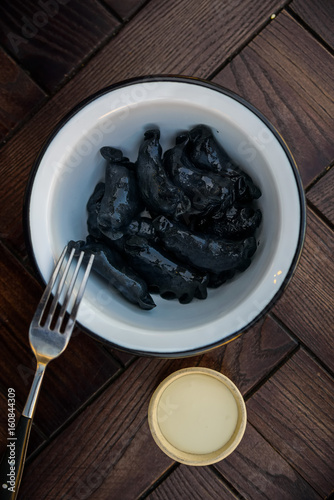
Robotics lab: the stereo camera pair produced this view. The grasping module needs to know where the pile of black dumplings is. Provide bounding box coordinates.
[74,125,262,310]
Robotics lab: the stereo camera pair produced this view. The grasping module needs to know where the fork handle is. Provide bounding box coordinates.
[0,363,46,498]
[0,415,32,499]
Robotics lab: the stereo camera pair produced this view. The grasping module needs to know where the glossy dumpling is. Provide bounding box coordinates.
[153,215,257,274]
[163,133,240,216]
[124,236,209,304]
[98,147,142,240]
[126,216,157,241]
[72,239,156,310]
[86,182,105,238]
[192,204,262,240]
[136,129,191,218]
[187,124,261,202]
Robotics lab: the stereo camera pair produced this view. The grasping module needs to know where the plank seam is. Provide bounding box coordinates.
[244,340,300,401]
[271,312,334,380]
[208,0,292,81]
[305,162,334,193]
[97,0,124,23]
[0,14,126,147]
[208,464,246,500]
[98,0,153,23]
[306,197,334,233]
[286,5,334,56]
[0,0,153,150]
[248,418,327,499]
[137,462,179,500]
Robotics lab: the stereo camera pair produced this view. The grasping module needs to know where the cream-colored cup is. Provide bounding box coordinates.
[148,367,246,466]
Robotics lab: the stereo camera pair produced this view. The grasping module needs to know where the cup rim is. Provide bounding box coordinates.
[148,367,247,465]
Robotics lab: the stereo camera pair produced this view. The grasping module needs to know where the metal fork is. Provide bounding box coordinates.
[0,243,94,499]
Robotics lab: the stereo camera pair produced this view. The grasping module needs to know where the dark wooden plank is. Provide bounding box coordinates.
[86,0,289,81]
[0,47,45,143]
[106,347,136,367]
[215,421,322,500]
[247,349,334,497]
[0,0,120,92]
[307,167,334,226]
[198,315,297,395]
[18,315,298,499]
[147,465,238,500]
[0,0,288,252]
[213,10,334,187]
[97,315,294,401]
[103,0,147,20]
[274,208,334,372]
[30,329,122,436]
[0,243,44,337]
[0,242,121,437]
[18,357,180,500]
[290,0,334,49]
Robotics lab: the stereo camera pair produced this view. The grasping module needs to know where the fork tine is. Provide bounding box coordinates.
[33,244,94,335]
[45,245,76,329]
[53,249,83,331]
[62,252,95,335]
[33,244,70,325]
[54,250,85,331]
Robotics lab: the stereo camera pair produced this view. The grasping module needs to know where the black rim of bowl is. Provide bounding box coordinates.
[23,74,307,358]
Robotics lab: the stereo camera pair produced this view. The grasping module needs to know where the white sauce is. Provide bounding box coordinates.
[157,373,239,454]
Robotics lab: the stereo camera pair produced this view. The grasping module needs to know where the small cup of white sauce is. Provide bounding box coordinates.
[148,367,246,465]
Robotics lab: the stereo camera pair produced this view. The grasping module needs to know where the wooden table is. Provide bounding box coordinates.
[0,0,333,498]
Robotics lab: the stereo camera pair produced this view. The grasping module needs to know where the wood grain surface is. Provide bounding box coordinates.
[103,0,147,20]
[273,208,334,372]
[0,0,120,92]
[215,421,322,500]
[15,317,305,498]
[198,315,297,395]
[0,242,121,443]
[0,1,333,499]
[247,349,334,497]
[290,0,334,49]
[308,166,334,226]
[214,10,334,186]
[0,0,290,255]
[147,465,238,499]
[0,48,45,143]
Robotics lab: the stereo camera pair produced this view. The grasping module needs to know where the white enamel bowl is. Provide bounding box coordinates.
[24,76,306,357]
